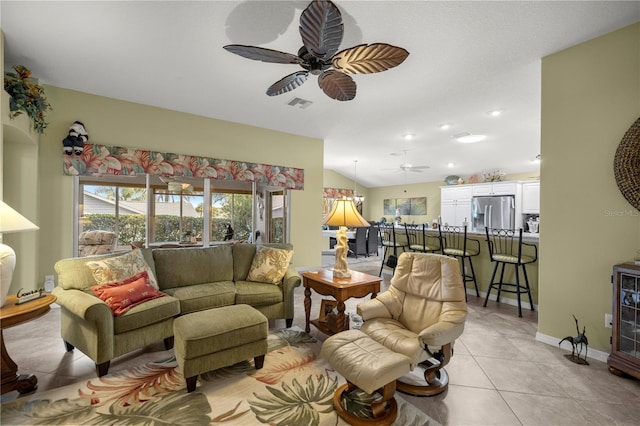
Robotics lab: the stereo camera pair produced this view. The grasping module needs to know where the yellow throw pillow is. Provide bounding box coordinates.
[86,249,159,289]
[247,246,293,284]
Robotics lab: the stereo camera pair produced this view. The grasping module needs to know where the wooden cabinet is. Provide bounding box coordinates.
[472,182,518,196]
[441,187,472,226]
[522,182,540,214]
[608,263,640,380]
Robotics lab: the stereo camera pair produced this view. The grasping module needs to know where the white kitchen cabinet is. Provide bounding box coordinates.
[521,181,540,213]
[441,187,472,226]
[472,182,518,196]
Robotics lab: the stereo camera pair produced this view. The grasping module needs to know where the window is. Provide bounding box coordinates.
[75,175,289,255]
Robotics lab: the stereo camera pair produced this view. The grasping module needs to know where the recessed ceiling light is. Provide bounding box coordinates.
[439,124,451,130]
[489,109,504,117]
[402,133,414,140]
[454,133,486,143]
[447,162,455,168]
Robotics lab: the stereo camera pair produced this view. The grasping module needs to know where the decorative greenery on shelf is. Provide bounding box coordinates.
[4,65,52,133]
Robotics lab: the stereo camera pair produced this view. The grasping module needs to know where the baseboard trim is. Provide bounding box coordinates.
[535,331,610,363]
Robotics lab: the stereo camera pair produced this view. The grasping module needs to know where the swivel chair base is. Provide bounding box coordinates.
[333,381,398,426]
[397,342,452,397]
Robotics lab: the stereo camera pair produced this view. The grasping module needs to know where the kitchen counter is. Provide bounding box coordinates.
[383,225,539,307]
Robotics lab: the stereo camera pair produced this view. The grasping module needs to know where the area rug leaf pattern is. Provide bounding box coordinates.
[1,328,439,425]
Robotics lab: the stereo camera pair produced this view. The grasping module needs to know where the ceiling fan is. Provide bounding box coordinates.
[386,150,430,173]
[223,0,409,101]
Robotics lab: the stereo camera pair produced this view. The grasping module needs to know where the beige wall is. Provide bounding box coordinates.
[5,86,324,293]
[539,23,640,352]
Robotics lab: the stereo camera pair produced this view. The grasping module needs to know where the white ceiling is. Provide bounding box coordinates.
[2,1,639,188]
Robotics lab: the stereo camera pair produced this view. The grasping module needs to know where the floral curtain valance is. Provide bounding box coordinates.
[63,143,305,190]
[322,187,353,198]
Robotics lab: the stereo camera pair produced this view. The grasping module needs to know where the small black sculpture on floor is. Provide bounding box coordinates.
[559,314,589,365]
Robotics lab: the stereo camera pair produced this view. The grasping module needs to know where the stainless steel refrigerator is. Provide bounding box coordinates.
[471,195,515,232]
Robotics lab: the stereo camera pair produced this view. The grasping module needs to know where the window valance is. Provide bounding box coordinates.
[322,188,354,198]
[63,143,304,190]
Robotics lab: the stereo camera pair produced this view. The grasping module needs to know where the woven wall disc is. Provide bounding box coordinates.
[614,117,640,211]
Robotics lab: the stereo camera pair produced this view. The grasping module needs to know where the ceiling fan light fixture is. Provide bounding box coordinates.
[454,133,486,143]
[402,133,414,140]
[222,0,409,102]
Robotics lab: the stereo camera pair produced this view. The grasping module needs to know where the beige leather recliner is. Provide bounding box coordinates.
[357,252,467,396]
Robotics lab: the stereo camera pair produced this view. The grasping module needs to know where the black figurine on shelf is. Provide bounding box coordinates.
[223,224,234,241]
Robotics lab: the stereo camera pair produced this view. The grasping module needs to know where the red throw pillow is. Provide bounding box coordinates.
[91,271,165,316]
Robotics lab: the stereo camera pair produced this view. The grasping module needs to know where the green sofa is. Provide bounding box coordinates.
[52,243,300,376]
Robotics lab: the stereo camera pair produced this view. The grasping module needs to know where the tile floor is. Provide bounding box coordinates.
[2,254,640,425]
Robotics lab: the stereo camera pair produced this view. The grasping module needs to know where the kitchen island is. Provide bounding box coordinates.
[382,226,539,308]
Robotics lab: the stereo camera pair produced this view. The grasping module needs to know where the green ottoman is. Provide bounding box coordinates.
[174,304,268,392]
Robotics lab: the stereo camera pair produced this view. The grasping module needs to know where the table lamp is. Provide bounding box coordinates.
[0,201,39,307]
[323,197,369,278]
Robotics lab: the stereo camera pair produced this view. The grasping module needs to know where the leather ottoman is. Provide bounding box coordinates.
[321,329,412,425]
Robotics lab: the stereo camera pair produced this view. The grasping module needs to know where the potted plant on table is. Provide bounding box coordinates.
[4,65,52,134]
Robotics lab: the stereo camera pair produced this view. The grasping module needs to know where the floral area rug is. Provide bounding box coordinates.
[1,328,438,426]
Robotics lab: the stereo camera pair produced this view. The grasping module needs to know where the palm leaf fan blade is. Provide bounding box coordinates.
[267,71,309,96]
[223,45,303,65]
[318,70,356,101]
[299,0,343,59]
[332,43,410,74]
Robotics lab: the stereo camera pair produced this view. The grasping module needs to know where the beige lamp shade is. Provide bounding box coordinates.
[323,198,369,228]
[0,201,39,233]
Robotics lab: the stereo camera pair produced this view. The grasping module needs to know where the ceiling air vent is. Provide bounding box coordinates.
[287,97,313,109]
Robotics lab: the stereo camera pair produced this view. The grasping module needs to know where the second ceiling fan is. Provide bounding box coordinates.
[223,0,409,101]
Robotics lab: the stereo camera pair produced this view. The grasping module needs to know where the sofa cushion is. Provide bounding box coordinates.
[86,249,159,289]
[152,245,233,290]
[113,292,180,335]
[162,281,236,314]
[246,245,293,284]
[235,280,283,307]
[91,271,166,316]
[232,243,294,281]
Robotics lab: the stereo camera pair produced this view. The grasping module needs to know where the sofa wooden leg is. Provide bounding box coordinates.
[186,376,197,393]
[164,336,174,350]
[96,361,110,377]
[254,354,265,369]
[63,340,74,352]
[285,318,293,328]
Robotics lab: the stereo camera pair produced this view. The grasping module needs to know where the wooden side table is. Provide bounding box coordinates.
[302,269,381,335]
[1,293,56,395]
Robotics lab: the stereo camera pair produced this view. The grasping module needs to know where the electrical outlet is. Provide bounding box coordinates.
[44,275,55,292]
[605,313,613,328]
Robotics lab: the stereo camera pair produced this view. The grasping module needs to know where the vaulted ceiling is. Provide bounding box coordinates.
[3,1,639,187]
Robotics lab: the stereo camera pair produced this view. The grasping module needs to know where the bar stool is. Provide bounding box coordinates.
[404,223,441,253]
[378,223,408,276]
[438,225,480,299]
[483,228,537,317]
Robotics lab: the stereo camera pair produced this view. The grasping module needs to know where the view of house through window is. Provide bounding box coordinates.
[77,176,271,255]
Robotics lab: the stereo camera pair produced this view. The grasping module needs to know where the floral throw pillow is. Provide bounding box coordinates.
[247,246,293,285]
[90,271,165,316]
[86,249,159,289]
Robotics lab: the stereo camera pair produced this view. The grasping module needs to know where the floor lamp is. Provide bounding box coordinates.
[323,197,369,279]
[0,201,39,307]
